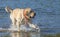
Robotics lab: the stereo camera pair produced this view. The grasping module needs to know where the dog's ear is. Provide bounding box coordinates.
[25,8,31,13]
[5,6,13,13]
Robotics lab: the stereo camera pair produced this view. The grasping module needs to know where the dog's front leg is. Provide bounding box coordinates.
[11,19,16,29]
[16,20,20,31]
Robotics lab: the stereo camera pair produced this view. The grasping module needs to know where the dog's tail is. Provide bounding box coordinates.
[5,6,13,13]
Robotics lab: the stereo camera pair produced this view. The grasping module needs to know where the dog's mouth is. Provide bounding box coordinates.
[30,13,36,18]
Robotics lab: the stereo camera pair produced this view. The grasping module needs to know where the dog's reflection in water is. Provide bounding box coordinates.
[10,32,30,37]
[10,31,40,37]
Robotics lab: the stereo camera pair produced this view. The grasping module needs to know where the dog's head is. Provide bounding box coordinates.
[24,8,36,19]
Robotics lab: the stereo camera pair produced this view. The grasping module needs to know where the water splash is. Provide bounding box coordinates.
[9,23,40,32]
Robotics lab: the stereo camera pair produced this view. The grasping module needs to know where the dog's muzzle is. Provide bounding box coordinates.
[31,13,36,18]
[27,11,36,18]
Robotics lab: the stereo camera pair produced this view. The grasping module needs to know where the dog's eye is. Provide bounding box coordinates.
[26,11,32,15]
[30,11,34,13]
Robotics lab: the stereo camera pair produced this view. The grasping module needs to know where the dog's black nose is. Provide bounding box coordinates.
[34,13,36,16]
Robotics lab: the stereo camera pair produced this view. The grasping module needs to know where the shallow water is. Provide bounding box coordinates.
[0,31,40,37]
[0,8,60,37]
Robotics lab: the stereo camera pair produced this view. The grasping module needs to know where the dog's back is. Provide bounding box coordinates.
[12,8,24,21]
[5,7,24,22]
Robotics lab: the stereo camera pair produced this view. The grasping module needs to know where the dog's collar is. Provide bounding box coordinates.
[23,9,30,20]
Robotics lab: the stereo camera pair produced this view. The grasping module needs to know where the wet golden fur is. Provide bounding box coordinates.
[5,7,35,31]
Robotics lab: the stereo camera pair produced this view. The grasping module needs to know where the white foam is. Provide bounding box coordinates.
[9,24,40,32]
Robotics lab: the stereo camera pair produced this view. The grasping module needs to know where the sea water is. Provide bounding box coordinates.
[0,0,60,37]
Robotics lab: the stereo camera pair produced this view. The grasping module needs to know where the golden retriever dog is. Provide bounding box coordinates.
[5,6,36,31]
